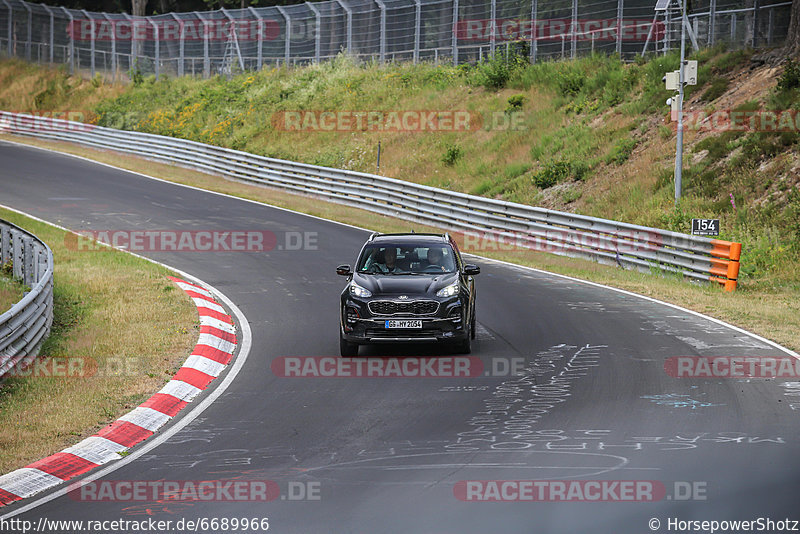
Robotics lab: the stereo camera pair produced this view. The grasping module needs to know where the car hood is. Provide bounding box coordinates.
[352,272,458,296]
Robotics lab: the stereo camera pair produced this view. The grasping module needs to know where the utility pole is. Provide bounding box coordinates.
[674,0,686,206]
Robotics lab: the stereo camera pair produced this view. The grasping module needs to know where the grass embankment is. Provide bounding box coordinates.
[0,48,797,351]
[0,208,197,474]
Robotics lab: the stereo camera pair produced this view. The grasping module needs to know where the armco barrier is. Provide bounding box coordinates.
[0,110,741,290]
[0,217,54,379]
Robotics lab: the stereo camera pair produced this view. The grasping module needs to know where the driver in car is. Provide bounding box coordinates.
[426,247,447,272]
[376,247,400,273]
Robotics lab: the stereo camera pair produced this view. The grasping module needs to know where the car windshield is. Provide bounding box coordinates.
[356,243,457,274]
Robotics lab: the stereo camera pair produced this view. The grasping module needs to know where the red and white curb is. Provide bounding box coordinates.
[0,276,237,507]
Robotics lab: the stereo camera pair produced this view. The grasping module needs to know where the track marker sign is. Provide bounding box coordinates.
[691,218,719,236]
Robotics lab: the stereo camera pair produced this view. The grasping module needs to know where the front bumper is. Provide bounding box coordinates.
[341,297,468,344]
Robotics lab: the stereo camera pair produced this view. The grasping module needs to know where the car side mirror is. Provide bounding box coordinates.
[463,264,480,276]
[336,264,352,276]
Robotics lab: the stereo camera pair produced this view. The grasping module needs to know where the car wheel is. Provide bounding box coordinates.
[455,332,471,354]
[340,333,359,357]
[470,311,476,340]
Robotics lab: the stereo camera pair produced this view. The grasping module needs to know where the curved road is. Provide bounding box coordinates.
[1,141,798,533]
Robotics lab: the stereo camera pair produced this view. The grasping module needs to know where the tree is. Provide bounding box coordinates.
[132,0,147,16]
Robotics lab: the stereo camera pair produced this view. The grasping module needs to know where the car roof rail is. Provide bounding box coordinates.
[444,232,450,242]
[368,232,379,242]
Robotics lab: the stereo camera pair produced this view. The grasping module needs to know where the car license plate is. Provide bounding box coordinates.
[385,320,422,329]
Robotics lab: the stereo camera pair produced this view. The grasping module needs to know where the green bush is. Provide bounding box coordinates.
[605,137,638,165]
[778,59,800,92]
[701,76,729,101]
[442,144,463,166]
[532,160,588,188]
[506,94,525,112]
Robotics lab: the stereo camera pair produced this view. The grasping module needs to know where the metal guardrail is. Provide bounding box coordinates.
[0,110,741,290]
[0,217,54,379]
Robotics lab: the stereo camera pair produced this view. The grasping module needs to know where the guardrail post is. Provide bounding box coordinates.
[12,230,23,279]
[277,6,291,66]
[451,0,458,65]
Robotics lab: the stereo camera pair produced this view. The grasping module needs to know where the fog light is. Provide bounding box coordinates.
[346,307,360,324]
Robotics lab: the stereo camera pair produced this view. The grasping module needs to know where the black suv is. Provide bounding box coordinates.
[337,232,480,356]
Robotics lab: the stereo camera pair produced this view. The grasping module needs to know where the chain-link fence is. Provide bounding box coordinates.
[0,0,792,79]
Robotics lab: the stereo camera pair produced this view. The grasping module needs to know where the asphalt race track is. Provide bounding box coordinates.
[1,141,799,534]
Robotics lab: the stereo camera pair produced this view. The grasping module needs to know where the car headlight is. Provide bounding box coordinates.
[349,281,372,298]
[436,282,459,297]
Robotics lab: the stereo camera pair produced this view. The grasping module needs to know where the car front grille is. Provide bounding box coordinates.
[368,299,440,316]
[366,327,443,338]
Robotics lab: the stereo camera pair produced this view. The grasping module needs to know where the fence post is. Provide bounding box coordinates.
[374,0,386,64]
[616,0,623,57]
[23,1,31,61]
[304,2,321,63]
[171,13,183,76]
[248,7,263,69]
[451,0,458,65]
[151,18,158,79]
[530,0,537,63]
[62,7,73,74]
[413,0,420,63]
[751,0,759,47]
[2,0,11,57]
[81,9,95,77]
[766,6,773,46]
[43,4,54,64]
[104,14,116,81]
[489,0,496,56]
[195,12,209,77]
[708,0,716,46]
[730,12,736,42]
[570,0,577,58]
[277,6,291,66]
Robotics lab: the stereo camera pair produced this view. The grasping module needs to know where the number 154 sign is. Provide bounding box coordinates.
[691,218,719,236]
